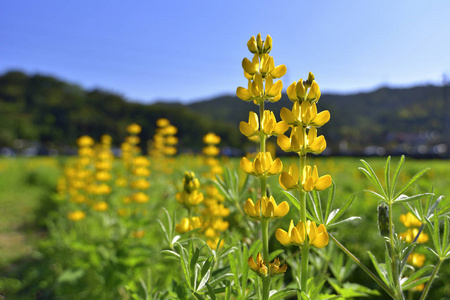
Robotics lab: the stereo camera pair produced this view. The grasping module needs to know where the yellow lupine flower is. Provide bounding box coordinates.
[164,146,177,156]
[203,145,220,156]
[127,123,142,134]
[156,118,170,128]
[165,136,179,145]
[132,192,149,203]
[279,164,301,191]
[68,210,86,221]
[277,126,327,155]
[244,196,289,220]
[240,152,283,177]
[269,258,288,276]
[133,156,150,167]
[408,253,426,268]
[93,201,108,211]
[240,111,288,138]
[399,228,429,243]
[95,171,111,181]
[242,55,259,75]
[248,253,268,276]
[207,237,225,249]
[280,101,330,128]
[203,133,221,145]
[126,136,140,145]
[130,179,150,190]
[77,136,94,147]
[276,220,329,248]
[133,167,150,177]
[302,165,332,192]
[176,190,204,207]
[175,217,202,233]
[78,147,95,157]
[400,212,422,228]
[247,36,258,54]
[286,77,321,103]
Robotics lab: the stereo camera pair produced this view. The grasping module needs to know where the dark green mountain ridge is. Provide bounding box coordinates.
[0,70,448,156]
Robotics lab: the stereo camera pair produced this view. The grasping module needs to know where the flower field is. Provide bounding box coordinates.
[0,154,449,299]
[0,34,449,300]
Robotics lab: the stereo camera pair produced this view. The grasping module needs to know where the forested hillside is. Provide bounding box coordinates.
[1,70,448,156]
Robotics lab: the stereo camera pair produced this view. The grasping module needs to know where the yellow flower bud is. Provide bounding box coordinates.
[247,36,258,53]
[263,34,272,53]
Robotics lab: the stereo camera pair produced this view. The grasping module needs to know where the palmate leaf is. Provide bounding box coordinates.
[402,276,431,291]
[393,167,430,200]
[359,159,387,199]
[401,265,434,288]
[326,194,357,227]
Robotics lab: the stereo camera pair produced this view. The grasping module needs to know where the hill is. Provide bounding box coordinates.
[0,70,448,156]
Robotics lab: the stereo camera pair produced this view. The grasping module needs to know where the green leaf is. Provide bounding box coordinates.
[325,181,336,222]
[327,194,357,226]
[227,252,240,290]
[206,283,216,300]
[365,189,386,201]
[391,155,405,196]
[177,244,191,288]
[283,191,317,222]
[197,269,211,292]
[311,190,323,223]
[326,216,361,229]
[401,265,434,287]
[385,156,391,200]
[269,288,298,299]
[402,276,431,290]
[57,269,84,284]
[269,249,284,261]
[201,256,213,278]
[160,249,180,260]
[433,210,441,254]
[367,251,389,286]
[394,168,430,200]
[359,159,386,198]
[190,247,200,273]
[208,273,234,287]
[394,193,433,203]
[193,292,205,300]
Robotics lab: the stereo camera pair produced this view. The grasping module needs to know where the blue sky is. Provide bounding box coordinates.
[1,0,449,103]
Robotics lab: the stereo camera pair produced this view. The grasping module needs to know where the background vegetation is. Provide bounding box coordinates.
[1,70,449,156]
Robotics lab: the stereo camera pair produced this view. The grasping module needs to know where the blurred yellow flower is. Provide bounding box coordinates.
[203,133,221,145]
[127,123,142,135]
[399,228,429,243]
[408,253,426,268]
[400,212,422,228]
[132,192,149,203]
[93,201,108,211]
[68,210,86,221]
[77,136,94,147]
[175,217,202,233]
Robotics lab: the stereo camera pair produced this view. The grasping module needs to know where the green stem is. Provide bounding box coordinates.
[262,276,271,300]
[329,233,396,299]
[388,202,403,299]
[419,258,443,300]
[301,245,309,292]
[262,219,270,264]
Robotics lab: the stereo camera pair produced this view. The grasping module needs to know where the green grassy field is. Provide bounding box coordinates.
[0,156,449,299]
